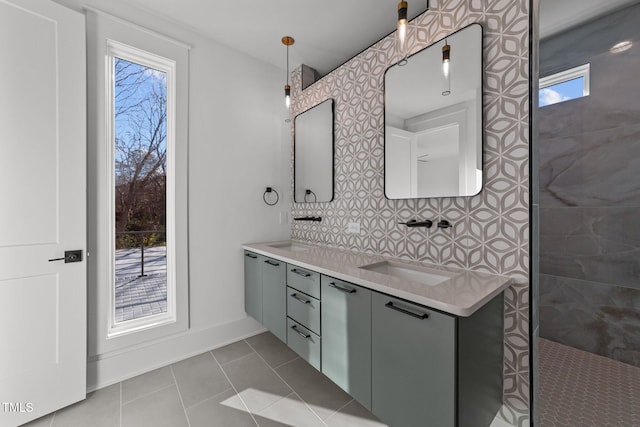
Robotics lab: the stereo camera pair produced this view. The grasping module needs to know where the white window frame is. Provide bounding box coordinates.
[106,40,177,338]
[539,63,590,103]
[86,8,190,358]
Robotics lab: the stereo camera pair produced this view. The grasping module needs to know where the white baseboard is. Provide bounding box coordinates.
[86,316,266,392]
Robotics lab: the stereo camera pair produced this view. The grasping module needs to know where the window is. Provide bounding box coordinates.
[539,64,590,107]
[87,10,189,358]
[107,40,177,337]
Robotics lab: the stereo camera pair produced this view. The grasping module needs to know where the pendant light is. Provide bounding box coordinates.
[282,36,295,109]
[397,1,408,65]
[442,39,451,96]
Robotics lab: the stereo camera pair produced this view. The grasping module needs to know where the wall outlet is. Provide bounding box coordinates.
[347,222,361,234]
[279,211,289,225]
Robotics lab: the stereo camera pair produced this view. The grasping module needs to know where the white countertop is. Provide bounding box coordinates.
[242,240,513,317]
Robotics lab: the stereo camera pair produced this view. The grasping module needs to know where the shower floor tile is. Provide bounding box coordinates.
[539,338,640,427]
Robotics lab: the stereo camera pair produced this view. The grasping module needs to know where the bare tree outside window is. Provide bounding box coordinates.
[114,57,168,323]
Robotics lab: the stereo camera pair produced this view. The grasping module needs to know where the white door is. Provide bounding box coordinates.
[0,0,86,425]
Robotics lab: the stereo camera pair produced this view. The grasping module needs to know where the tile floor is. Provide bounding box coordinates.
[538,337,640,426]
[22,332,386,427]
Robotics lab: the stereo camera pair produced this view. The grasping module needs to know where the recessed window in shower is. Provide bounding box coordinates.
[539,63,590,107]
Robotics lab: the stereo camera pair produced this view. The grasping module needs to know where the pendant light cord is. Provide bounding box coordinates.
[286,43,290,85]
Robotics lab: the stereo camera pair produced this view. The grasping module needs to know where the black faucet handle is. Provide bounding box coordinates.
[437,220,451,229]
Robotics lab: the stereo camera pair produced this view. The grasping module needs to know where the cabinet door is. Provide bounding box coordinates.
[244,251,262,322]
[321,277,372,409]
[262,257,287,342]
[371,293,456,427]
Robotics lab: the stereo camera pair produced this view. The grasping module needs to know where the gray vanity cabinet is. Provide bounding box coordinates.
[244,249,504,427]
[321,276,372,410]
[261,256,287,342]
[244,251,286,342]
[243,251,262,322]
[372,293,456,426]
[371,292,504,427]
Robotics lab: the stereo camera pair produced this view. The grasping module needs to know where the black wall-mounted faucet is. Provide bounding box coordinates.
[437,220,452,229]
[294,216,322,222]
[399,219,433,228]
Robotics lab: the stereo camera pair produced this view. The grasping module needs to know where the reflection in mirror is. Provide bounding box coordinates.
[384,24,483,199]
[294,99,334,203]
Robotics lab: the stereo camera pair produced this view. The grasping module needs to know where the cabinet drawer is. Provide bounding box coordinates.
[286,264,320,299]
[287,318,321,370]
[287,286,320,335]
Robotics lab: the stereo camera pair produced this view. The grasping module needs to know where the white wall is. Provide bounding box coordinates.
[187,21,291,331]
[52,0,290,390]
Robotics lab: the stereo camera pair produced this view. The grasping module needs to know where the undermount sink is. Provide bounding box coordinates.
[268,242,311,252]
[359,260,456,286]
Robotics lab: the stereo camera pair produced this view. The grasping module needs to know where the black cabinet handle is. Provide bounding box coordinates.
[290,268,311,278]
[328,282,356,294]
[291,324,311,339]
[264,259,280,266]
[385,301,429,319]
[245,253,258,259]
[290,293,311,304]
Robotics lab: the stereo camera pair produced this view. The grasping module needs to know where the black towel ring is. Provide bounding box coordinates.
[304,189,317,203]
[263,187,279,206]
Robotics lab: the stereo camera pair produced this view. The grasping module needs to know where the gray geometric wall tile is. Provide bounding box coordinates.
[289,1,530,422]
[540,207,640,290]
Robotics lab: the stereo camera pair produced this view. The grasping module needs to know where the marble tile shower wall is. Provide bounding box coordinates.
[538,3,640,368]
[289,0,530,425]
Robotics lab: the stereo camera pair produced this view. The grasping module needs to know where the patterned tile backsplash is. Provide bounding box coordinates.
[288,1,531,424]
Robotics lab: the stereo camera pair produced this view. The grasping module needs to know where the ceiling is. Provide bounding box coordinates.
[122,0,428,77]
[539,0,639,39]
[119,0,638,76]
